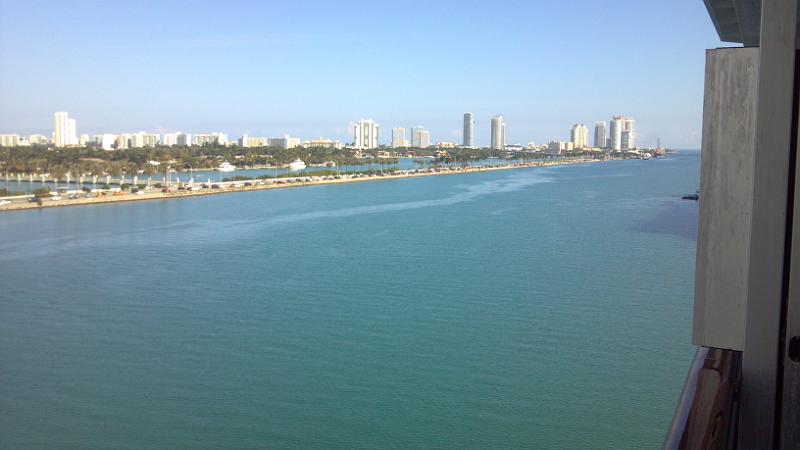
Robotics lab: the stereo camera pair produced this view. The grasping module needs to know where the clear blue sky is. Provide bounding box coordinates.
[0,0,725,148]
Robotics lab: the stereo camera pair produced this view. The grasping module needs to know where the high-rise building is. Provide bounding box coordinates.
[176,133,192,146]
[67,119,78,146]
[391,127,407,147]
[54,112,70,147]
[79,134,90,147]
[353,119,379,149]
[463,113,475,147]
[570,124,589,149]
[100,134,116,150]
[491,115,505,151]
[594,121,607,148]
[0,134,20,147]
[162,133,179,147]
[267,135,301,149]
[116,134,131,149]
[622,119,636,149]
[610,115,624,151]
[411,127,430,148]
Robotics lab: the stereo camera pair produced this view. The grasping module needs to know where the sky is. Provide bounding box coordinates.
[0,0,726,148]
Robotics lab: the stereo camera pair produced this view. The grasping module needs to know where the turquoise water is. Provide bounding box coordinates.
[0,152,699,449]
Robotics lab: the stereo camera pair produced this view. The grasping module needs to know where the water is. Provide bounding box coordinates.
[0,152,700,449]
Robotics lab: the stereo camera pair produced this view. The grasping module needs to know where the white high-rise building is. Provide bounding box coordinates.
[268,135,301,149]
[0,134,20,147]
[391,128,407,147]
[610,115,624,151]
[570,124,589,149]
[594,121,607,148]
[54,112,71,147]
[491,115,505,151]
[162,133,179,147]
[79,134,90,147]
[100,134,116,150]
[116,134,131,149]
[622,119,636,150]
[176,133,192,146]
[353,119,379,149]
[411,127,431,148]
[463,113,475,147]
[67,119,78,146]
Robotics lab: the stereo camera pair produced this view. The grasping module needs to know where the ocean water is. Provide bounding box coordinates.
[0,152,700,449]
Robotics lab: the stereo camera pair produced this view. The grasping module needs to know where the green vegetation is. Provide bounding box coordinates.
[0,188,24,197]
[32,187,52,198]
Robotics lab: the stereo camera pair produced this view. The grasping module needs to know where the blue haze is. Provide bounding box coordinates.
[0,1,723,147]
[0,153,700,448]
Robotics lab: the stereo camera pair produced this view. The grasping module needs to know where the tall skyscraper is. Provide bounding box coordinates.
[463,113,474,147]
[53,112,70,147]
[622,119,636,149]
[610,115,624,151]
[490,115,505,151]
[353,119,379,149]
[594,121,607,148]
[411,127,430,148]
[391,127,407,147]
[570,124,589,149]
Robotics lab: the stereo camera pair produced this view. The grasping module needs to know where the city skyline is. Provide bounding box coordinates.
[1,111,647,151]
[0,1,722,148]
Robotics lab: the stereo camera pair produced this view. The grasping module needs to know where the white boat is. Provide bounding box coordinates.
[0,200,11,206]
[217,162,236,172]
[288,159,307,171]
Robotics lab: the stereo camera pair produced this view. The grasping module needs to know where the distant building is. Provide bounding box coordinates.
[491,115,505,150]
[99,134,116,150]
[547,140,565,155]
[176,133,192,146]
[194,133,227,147]
[594,121,607,148]
[463,113,474,147]
[268,135,301,149]
[116,134,131,149]
[0,134,20,147]
[353,119,380,149]
[391,127,407,147]
[570,124,589,149]
[411,127,430,148]
[162,133,179,147]
[54,112,77,147]
[610,115,624,150]
[79,134,90,147]
[622,118,636,149]
[302,138,342,149]
[28,134,49,145]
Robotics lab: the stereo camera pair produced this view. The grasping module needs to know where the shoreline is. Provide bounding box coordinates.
[0,157,618,213]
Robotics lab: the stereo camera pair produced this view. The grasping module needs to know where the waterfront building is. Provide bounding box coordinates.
[463,113,475,147]
[353,119,380,149]
[546,140,565,155]
[594,121,607,148]
[0,134,20,147]
[610,115,624,150]
[67,119,77,146]
[268,135,301,149]
[622,119,636,149]
[193,133,227,147]
[411,127,431,148]
[79,134,90,147]
[570,124,589,149]
[302,138,342,149]
[490,115,505,151]
[391,127,407,147]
